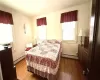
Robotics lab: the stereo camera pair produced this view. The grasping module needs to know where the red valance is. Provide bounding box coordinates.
[37,17,47,26]
[60,10,78,23]
[0,10,13,24]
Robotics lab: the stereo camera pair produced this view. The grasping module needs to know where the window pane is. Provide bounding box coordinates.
[37,25,46,40]
[0,24,13,44]
[62,21,76,40]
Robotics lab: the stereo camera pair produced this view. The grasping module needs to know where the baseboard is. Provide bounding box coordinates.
[14,55,25,64]
[61,54,78,59]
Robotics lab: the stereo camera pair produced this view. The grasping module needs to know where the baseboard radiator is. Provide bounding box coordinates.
[62,54,78,59]
[14,55,25,64]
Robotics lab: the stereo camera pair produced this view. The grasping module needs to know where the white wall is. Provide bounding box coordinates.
[0,5,33,61]
[32,2,91,56]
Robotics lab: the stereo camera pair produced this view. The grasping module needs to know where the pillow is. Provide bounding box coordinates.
[47,39,60,44]
[25,47,32,51]
[39,40,61,44]
[55,40,60,44]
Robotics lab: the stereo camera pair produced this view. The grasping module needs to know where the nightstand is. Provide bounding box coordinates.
[33,44,37,47]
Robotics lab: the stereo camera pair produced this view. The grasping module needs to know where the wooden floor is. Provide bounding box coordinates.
[16,57,86,80]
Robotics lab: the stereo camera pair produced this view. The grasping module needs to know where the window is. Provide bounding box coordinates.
[62,21,77,41]
[37,25,46,40]
[0,23,13,44]
[36,17,47,43]
[60,10,78,42]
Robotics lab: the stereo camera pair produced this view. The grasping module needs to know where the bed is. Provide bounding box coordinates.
[25,40,62,80]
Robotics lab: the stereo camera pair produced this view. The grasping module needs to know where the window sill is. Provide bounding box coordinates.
[62,40,78,44]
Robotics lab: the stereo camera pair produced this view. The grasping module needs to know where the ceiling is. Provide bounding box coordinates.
[0,0,90,16]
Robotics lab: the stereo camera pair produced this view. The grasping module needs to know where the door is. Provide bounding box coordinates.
[88,0,100,80]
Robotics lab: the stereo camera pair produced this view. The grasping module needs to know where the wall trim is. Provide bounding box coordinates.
[14,55,25,64]
[61,54,78,59]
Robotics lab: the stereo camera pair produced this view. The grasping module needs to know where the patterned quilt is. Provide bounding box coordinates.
[25,40,61,75]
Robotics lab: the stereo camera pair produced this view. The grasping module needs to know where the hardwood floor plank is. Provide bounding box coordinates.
[16,58,86,80]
